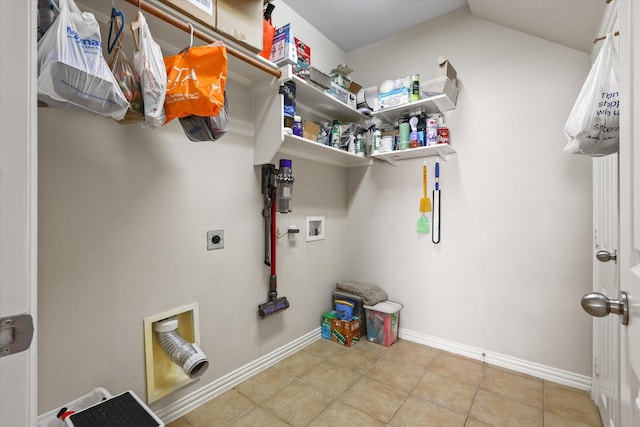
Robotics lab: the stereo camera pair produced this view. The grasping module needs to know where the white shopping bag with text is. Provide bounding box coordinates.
[564,33,619,157]
[37,0,129,120]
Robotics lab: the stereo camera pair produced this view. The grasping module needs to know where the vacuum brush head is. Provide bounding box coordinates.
[258,296,290,319]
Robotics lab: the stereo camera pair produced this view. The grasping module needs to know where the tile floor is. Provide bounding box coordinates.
[166,338,603,427]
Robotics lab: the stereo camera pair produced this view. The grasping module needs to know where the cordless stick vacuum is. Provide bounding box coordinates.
[259,160,294,319]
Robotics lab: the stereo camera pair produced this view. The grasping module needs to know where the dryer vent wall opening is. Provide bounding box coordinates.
[154,317,209,379]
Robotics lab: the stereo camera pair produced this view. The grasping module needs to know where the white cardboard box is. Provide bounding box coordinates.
[270,24,297,65]
[374,87,410,111]
[437,56,457,82]
[420,76,458,108]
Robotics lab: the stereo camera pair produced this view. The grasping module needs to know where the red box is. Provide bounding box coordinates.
[331,317,360,347]
[294,37,311,76]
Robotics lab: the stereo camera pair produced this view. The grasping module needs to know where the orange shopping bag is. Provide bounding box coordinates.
[164,42,227,124]
[259,3,276,59]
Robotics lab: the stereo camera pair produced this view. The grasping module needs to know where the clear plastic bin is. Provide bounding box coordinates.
[364,301,403,346]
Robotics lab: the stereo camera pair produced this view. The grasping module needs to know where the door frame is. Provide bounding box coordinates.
[0,0,38,426]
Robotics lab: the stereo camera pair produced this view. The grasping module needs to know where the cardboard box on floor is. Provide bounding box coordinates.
[331,317,360,347]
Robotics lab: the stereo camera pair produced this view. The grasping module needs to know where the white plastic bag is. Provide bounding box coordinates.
[564,33,619,156]
[131,11,167,127]
[107,7,144,124]
[37,0,129,120]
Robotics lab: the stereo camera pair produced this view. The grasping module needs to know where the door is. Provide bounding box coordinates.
[589,4,620,426]
[591,153,619,427]
[0,1,38,426]
[618,1,640,424]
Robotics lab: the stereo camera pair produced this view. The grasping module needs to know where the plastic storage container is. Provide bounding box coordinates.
[364,301,403,346]
[37,388,112,427]
[334,299,355,320]
[332,290,367,337]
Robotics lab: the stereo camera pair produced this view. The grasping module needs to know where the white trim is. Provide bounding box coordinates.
[155,328,320,423]
[399,328,592,391]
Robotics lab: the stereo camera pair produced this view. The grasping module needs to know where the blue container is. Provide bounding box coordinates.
[335,300,355,321]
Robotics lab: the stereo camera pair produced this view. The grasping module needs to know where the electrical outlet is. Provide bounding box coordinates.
[207,230,224,250]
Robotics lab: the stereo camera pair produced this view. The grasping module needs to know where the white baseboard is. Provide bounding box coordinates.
[156,326,591,424]
[399,328,592,391]
[156,328,321,424]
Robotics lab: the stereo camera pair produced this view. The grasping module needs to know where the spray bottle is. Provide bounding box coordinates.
[409,116,420,148]
[330,120,341,149]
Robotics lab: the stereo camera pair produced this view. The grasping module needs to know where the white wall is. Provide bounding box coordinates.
[270,0,347,75]
[37,0,352,415]
[346,7,594,375]
[37,79,349,413]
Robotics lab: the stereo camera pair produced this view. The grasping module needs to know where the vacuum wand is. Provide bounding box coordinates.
[259,160,294,319]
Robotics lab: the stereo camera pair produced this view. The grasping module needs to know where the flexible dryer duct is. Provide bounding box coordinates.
[154,317,209,379]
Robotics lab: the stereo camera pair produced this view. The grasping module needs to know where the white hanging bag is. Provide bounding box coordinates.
[37,0,129,120]
[131,11,167,127]
[564,33,619,156]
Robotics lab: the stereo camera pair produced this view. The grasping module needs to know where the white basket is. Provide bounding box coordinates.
[37,388,112,427]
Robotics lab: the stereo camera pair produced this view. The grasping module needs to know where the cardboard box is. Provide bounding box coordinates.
[270,24,297,65]
[308,67,331,89]
[437,56,457,82]
[349,81,363,95]
[347,93,356,109]
[330,64,353,91]
[420,76,458,108]
[303,121,320,141]
[322,310,338,340]
[331,317,360,347]
[325,82,350,104]
[294,37,311,76]
[374,87,410,111]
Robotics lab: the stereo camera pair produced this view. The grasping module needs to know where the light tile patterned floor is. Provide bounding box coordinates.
[166,339,603,427]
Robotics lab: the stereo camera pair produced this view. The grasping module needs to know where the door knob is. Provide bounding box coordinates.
[581,291,629,325]
[596,249,617,263]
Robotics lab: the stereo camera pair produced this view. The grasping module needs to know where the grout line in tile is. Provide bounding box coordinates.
[172,340,601,427]
[465,360,488,424]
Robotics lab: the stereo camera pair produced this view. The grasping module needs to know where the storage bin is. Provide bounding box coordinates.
[334,299,355,320]
[364,301,403,346]
[37,387,112,427]
[332,290,367,337]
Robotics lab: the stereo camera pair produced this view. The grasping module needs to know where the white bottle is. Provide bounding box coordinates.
[372,128,381,155]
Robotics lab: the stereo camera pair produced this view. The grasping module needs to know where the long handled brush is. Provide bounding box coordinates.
[417,163,431,234]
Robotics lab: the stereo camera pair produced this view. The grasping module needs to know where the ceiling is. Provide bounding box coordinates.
[282,0,608,54]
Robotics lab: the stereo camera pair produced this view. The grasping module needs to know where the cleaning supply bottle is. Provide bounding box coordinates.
[292,115,303,137]
[409,116,420,148]
[372,126,381,155]
[356,132,365,156]
[410,74,420,102]
[330,120,341,148]
[398,119,410,150]
[437,116,450,145]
